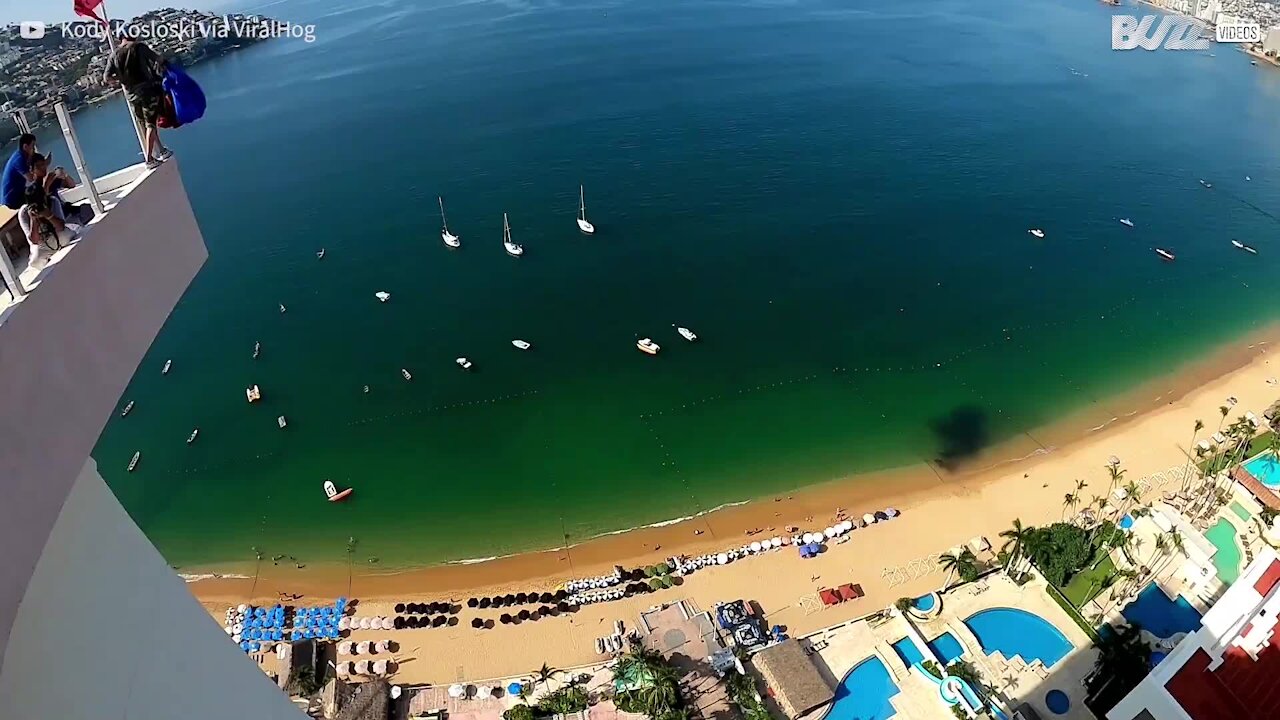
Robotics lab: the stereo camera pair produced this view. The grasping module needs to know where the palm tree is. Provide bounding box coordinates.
[938,549,980,590]
[1085,495,1107,548]
[1181,419,1204,494]
[999,519,1033,578]
[615,642,681,717]
[532,663,557,690]
[1062,491,1080,521]
[1086,621,1151,701]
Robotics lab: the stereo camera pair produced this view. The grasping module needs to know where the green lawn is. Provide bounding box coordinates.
[1061,554,1117,607]
[1197,430,1275,475]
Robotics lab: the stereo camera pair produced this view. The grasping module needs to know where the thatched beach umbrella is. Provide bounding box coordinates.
[393,617,405,630]
[394,603,406,613]
[471,617,484,628]
[432,616,447,628]
[467,598,479,608]
[504,594,516,605]
[500,613,513,624]
[539,592,554,603]
[518,609,530,621]
[479,597,491,609]
[554,590,568,601]
[516,592,528,604]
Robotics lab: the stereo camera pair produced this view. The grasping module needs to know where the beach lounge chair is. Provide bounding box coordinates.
[1213,432,1227,444]
[818,588,841,606]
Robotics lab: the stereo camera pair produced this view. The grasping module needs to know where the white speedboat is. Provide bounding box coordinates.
[1155,248,1176,261]
[677,326,697,342]
[317,248,325,259]
[375,291,391,302]
[1199,179,1212,188]
[127,451,140,472]
[401,368,412,381]
[246,385,262,403]
[577,185,595,234]
[277,415,287,429]
[162,359,172,375]
[503,213,523,257]
[252,341,260,359]
[363,385,370,393]
[1232,240,1245,250]
[440,197,460,248]
[1028,228,1045,238]
[324,480,353,502]
[1246,175,1252,181]
[637,338,660,355]
[512,340,531,350]
[279,303,287,313]
[121,401,135,417]
[1119,218,1134,228]
[187,428,198,445]
[456,357,473,370]
[1233,240,1258,254]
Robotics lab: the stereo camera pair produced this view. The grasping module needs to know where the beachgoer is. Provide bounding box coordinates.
[28,153,93,226]
[17,180,76,269]
[1,133,37,210]
[102,34,174,168]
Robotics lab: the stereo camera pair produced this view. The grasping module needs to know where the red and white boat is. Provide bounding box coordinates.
[1155,248,1175,261]
[324,480,353,503]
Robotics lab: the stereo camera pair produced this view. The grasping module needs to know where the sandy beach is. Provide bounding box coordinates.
[195,326,1280,684]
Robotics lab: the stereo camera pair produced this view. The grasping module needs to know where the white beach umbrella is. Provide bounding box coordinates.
[336,663,350,678]
[373,660,389,675]
[359,617,372,630]
[355,660,371,675]
[841,520,854,531]
[337,642,350,656]
[224,626,233,635]
[377,640,391,653]
[231,634,241,643]
[356,640,370,655]
[824,527,836,538]
[237,603,248,613]
[391,686,403,700]
[338,617,350,630]
[750,541,762,552]
[771,537,782,548]
[476,685,493,698]
[863,513,876,525]
[717,553,728,565]
[379,617,393,630]
[232,623,244,634]
[801,532,813,543]
[449,684,466,698]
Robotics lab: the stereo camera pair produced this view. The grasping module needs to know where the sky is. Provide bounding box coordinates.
[1,0,237,26]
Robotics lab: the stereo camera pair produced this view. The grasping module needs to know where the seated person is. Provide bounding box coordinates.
[29,153,94,226]
[17,184,79,270]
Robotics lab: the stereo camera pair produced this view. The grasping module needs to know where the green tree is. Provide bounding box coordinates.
[615,643,682,718]
[1062,491,1080,521]
[938,548,979,590]
[894,597,914,613]
[1181,419,1205,494]
[1026,523,1092,586]
[504,705,536,720]
[1085,623,1152,711]
[532,663,557,689]
[538,686,588,714]
[999,519,1034,577]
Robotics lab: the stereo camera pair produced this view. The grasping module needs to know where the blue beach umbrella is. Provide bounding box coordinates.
[291,630,302,641]
[240,641,250,651]
[327,628,340,639]
[508,683,523,696]
[249,641,261,652]
[256,607,267,617]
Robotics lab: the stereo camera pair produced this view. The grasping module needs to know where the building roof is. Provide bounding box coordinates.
[1232,467,1280,510]
[749,640,833,718]
[335,679,390,720]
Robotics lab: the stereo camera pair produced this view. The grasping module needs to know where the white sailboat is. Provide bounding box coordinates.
[162,359,172,375]
[1119,218,1134,228]
[577,185,595,234]
[127,451,140,472]
[512,340,531,350]
[1232,240,1258,254]
[503,213,523,257]
[440,197,460,248]
[317,248,325,259]
[187,428,199,444]
[1199,179,1213,188]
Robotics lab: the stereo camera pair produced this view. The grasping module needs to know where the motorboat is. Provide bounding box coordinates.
[324,480,353,503]
[375,291,391,302]
[1246,176,1252,181]
[127,451,140,472]
[1119,218,1134,228]
[677,327,697,342]
[577,185,595,234]
[401,368,412,381]
[637,338,660,355]
[187,428,198,445]
[1232,240,1258,254]
[1232,240,1244,250]
[1155,248,1176,261]
[253,341,260,359]
[440,197,461,248]
[279,303,287,313]
[1199,179,1212,188]
[512,340,531,350]
[121,401,135,417]
[162,359,172,375]
[503,213,523,257]
[1028,228,1045,238]
[317,248,325,259]
[246,385,262,403]
[456,357,473,370]
[277,415,287,429]
[363,385,370,393]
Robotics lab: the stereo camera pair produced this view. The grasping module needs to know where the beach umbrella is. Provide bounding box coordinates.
[500,613,513,624]
[824,527,836,538]
[239,641,250,652]
[338,617,350,630]
[338,642,350,655]
[356,640,370,655]
[555,590,568,601]
[539,592,553,603]
[885,508,899,518]
[355,660,371,675]
[273,630,283,641]
[394,603,405,613]
[237,603,248,613]
[373,659,389,675]
[377,617,390,630]
[472,617,484,628]
[863,513,876,525]
[359,617,372,630]
[750,541,762,552]
[841,520,854,532]
[448,684,466,698]
[336,663,349,678]
[518,609,531,621]
[391,686,402,700]
[231,633,241,643]
[516,593,528,604]
[377,640,391,653]
[468,598,479,608]
[508,682,524,696]
[874,510,889,521]
[433,616,447,627]
[717,553,728,565]
[393,617,405,630]
[476,685,493,699]
[504,594,517,604]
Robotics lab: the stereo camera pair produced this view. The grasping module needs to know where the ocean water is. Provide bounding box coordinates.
[49,0,1280,569]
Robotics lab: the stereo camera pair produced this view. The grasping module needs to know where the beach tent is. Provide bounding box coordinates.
[818,589,841,606]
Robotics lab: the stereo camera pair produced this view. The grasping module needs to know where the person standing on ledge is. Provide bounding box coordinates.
[102,33,174,169]
[1,133,38,210]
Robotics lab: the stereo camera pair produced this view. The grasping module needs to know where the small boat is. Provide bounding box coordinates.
[324,480,353,503]
[279,303,287,313]
[402,368,412,381]
[637,338,660,355]
[512,340,531,350]
[363,385,370,393]
[1028,228,1045,238]
[252,341,260,359]
[246,384,262,403]
[127,451,140,472]
[1246,176,1252,181]
[317,248,325,259]
[1155,248,1176,261]
[162,359,172,375]
[440,197,460,248]
[1252,60,1259,65]
[375,291,391,303]
[677,326,697,342]
[1119,218,1134,228]
[121,401,135,417]
[1199,179,1212,188]
[577,185,595,234]
[1232,239,1245,250]
[456,357,473,370]
[277,416,287,429]
[503,213,523,257]
[1232,240,1258,254]
[187,428,198,445]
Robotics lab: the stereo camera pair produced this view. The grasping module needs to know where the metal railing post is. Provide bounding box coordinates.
[54,101,106,216]
[0,244,24,300]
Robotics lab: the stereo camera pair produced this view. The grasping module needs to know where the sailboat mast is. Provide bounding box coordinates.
[579,185,585,220]
[439,197,448,232]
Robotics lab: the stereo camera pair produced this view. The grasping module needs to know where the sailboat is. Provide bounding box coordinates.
[127,451,140,472]
[1232,240,1258,254]
[439,197,460,248]
[121,401,135,417]
[1199,179,1213,188]
[317,248,325,259]
[279,303,287,313]
[162,359,172,375]
[577,185,595,234]
[324,480,354,503]
[187,428,199,444]
[1119,218,1134,228]
[252,341,260,359]
[503,213,523,257]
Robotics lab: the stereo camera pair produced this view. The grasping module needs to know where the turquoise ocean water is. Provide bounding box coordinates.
[42,0,1280,569]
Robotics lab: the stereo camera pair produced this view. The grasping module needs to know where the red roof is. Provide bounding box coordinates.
[1253,559,1280,596]
[1232,467,1280,510]
[818,588,841,606]
[1166,634,1280,719]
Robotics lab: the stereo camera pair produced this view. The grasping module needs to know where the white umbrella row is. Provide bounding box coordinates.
[339,616,393,631]
[447,683,495,699]
[336,640,392,656]
[335,659,392,676]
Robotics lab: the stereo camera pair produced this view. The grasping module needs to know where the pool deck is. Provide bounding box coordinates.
[799,571,1097,720]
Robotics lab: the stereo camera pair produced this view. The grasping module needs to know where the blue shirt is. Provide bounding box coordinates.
[1,149,30,210]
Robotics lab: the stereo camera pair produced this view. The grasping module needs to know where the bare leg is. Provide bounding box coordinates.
[144,125,158,162]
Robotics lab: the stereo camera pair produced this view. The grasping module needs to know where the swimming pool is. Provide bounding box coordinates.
[1244,452,1280,488]
[913,594,937,612]
[1119,583,1202,638]
[1205,518,1242,585]
[891,632,965,666]
[1229,502,1252,521]
[827,656,900,720]
[964,608,1072,668]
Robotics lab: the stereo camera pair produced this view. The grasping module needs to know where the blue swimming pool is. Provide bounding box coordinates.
[1120,583,1202,638]
[1244,452,1280,488]
[965,608,1073,668]
[891,632,965,666]
[827,656,900,720]
[913,593,937,612]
